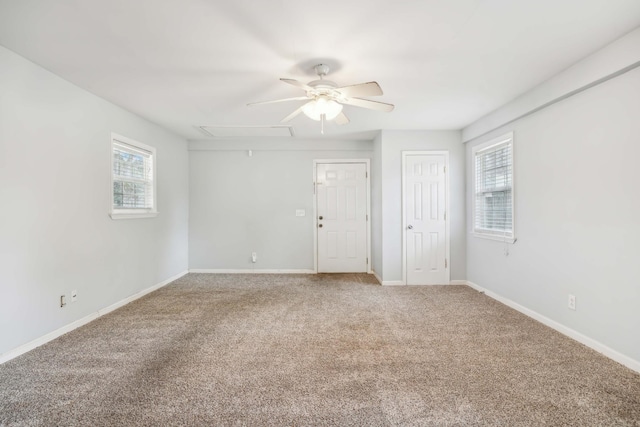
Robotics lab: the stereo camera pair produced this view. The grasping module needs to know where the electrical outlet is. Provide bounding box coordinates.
[252,252,257,263]
[568,294,576,310]
[60,295,66,308]
[71,290,77,302]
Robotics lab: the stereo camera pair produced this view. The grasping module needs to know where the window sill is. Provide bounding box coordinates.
[110,211,158,220]
[471,232,516,244]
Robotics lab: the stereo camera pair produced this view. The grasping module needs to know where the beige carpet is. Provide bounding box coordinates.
[1,273,639,426]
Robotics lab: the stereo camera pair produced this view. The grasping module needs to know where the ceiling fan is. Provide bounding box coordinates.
[248,64,394,133]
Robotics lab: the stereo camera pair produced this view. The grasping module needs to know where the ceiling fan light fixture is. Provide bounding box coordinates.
[303,97,343,121]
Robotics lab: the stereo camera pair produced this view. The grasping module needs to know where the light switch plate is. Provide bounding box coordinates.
[296,209,306,217]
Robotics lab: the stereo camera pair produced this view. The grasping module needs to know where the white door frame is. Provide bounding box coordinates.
[313,159,371,274]
[401,151,451,285]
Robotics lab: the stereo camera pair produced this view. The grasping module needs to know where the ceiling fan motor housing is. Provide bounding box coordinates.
[307,79,344,102]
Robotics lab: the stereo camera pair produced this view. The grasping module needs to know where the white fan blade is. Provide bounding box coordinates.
[334,111,350,125]
[280,78,313,92]
[342,97,394,112]
[281,102,311,123]
[247,97,308,107]
[336,81,383,97]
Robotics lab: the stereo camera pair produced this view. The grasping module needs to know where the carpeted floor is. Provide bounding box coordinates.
[1,273,639,426]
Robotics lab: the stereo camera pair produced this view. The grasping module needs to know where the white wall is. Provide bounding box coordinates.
[188,140,372,271]
[189,133,466,283]
[371,132,383,278]
[465,66,640,365]
[0,46,189,357]
[378,130,465,283]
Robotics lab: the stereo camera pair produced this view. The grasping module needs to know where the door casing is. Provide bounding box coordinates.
[401,151,451,285]
[313,159,371,274]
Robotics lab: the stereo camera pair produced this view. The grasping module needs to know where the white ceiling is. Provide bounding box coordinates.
[1,0,639,140]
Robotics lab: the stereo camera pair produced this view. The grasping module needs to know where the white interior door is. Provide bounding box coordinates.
[316,163,368,273]
[405,154,449,284]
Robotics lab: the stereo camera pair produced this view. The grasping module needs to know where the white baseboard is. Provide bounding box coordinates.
[0,270,188,365]
[466,280,640,374]
[373,275,464,287]
[382,280,406,286]
[96,270,189,316]
[189,269,316,274]
[370,271,405,286]
[369,269,406,286]
[383,280,463,286]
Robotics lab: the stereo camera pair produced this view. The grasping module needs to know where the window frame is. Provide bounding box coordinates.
[471,132,515,243]
[109,133,158,220]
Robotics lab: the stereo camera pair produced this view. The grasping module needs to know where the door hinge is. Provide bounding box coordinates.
[366,257,369,264]
[366,171,368,178]
[444,166,446,173]
[445,258,448,268]
[366,214,369,221]
[444,211,446,221]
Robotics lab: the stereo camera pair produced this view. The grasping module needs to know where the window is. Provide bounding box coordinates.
[110,133,157,219]
[472,132,514,242]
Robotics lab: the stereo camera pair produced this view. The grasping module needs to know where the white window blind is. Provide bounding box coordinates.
[473,133,513,239]
[110,134,157,219]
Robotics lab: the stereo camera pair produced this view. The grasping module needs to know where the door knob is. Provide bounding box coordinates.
[407,225,413,229]
[318,224,323,228]
[319,216,323,220]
